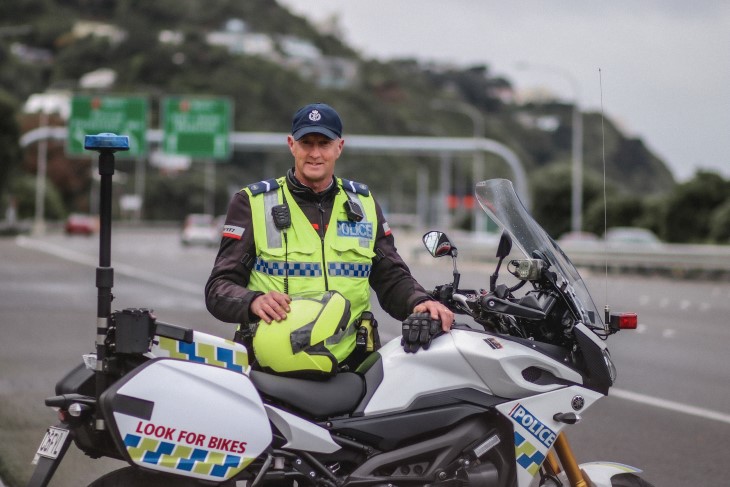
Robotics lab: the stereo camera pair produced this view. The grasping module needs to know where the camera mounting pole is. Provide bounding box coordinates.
[84,133,129,430]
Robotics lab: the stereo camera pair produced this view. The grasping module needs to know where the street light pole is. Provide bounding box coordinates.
[516,62,583,233]
[570,86,583,233]
[32,111,49,236]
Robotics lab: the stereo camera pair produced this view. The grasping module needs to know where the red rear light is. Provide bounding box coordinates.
[610,312,638,330]
[57,409,70,422]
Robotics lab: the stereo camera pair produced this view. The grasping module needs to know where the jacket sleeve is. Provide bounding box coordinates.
[368,198,432,321]
[205,191,263,325]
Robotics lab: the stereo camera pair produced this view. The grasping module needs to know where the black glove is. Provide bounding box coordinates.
[402,312,442,353]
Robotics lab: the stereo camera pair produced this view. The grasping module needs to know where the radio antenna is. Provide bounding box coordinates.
[598,68,610,322]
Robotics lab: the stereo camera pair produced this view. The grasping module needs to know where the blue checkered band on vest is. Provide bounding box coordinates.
[328,262,372,278]
[254,258,322,277]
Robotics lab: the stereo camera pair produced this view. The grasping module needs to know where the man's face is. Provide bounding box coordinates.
[287,133,344,192]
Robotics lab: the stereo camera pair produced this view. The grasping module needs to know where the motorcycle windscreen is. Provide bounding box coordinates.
[99,358,272,482]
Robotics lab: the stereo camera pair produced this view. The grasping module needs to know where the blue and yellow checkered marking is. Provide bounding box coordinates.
[514,432,545,476]
[253,259,371,278]
[255,258,323,277]
[328,262,371,278]
[124,434,247,479]
[155,337,248,373]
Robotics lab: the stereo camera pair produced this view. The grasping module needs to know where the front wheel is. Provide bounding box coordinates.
[87,466,234,487]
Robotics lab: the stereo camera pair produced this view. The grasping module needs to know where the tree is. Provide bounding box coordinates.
[583,194,649,236]
[708,200,730,243]
[8,173,66,220]
[0,92,22,211]
[659,171,729,243]
[529,162,607,238]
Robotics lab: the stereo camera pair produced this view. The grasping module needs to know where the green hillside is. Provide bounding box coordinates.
[1,0,678,235]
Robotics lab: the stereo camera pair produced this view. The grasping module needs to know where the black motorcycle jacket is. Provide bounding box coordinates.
[205,168,432,326]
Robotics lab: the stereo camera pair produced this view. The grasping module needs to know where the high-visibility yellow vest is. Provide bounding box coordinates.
[245,177,377,372]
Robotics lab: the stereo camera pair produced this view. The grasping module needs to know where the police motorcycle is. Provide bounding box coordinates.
[27,134,654,487]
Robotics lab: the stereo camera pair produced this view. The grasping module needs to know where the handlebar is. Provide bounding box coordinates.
[437,287,548,325]
[477,294,546,320]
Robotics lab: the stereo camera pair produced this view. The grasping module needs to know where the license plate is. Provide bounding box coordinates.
[34,426,69,461]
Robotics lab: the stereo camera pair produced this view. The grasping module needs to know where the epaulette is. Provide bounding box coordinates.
[246,178,280,196]
[340,178,370,197]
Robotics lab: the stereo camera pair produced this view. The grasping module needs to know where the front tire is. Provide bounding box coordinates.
[87,466,233,486]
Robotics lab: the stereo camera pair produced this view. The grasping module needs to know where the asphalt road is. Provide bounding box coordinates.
[1,228,728,487]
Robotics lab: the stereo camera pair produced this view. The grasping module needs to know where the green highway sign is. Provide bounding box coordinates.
[67,95,148,157]
[162,97,233,159]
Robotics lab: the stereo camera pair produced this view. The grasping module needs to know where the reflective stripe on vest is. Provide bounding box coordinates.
[327,262,371,278]
[254,259,369,278]
[255,258,323,277]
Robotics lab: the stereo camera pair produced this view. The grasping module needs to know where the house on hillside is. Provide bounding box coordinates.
[72,20,127,45]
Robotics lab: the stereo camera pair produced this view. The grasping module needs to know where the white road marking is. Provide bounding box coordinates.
[661,329,675,338]
[610,388,730,425]
[16,236,201,295]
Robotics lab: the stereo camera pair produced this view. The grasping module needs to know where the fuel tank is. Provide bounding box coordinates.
[362,329,583,416]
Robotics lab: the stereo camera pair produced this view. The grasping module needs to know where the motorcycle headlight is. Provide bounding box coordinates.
[602,349,617,383]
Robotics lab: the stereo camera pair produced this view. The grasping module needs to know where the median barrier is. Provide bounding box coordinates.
[396,228,730,281]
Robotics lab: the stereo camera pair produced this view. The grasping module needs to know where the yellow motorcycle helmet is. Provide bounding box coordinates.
[252,291,354,377]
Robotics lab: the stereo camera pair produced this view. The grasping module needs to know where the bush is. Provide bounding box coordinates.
[529,162,610,238]
[660,171,729,243]
[7,174,66,221]
[709,200,730,243]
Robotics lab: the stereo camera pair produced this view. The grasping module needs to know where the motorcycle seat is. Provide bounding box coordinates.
[250,370,365,418]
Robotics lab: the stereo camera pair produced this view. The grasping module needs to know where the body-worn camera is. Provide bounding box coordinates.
[344,200,364,222]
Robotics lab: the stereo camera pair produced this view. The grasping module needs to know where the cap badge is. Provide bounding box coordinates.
[308,110,322,122]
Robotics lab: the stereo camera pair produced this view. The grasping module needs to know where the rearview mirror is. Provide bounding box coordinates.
[496,232,512,259]
[422,231,457,258]
[489,232,513,292]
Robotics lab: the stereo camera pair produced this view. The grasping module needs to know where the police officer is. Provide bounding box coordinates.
[205,103,453,368]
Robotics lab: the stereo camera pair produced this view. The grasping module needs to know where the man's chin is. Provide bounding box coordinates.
[299,171,331,188]
[302,169,328,181]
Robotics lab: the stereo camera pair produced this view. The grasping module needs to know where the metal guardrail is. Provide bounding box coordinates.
[6,218,726,280]
[561,244,730,280]
[399,229,730,281]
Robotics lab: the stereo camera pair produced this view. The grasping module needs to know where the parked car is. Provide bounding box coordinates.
[64,213,98,236]
[604,227,662,248]
[213,214,227,235]
[557,231,601,250]
[180,213,219,247]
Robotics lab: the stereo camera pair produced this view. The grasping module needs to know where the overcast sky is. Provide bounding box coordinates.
[278,0,730,182]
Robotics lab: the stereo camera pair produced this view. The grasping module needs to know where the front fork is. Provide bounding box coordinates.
[543,432,588,487]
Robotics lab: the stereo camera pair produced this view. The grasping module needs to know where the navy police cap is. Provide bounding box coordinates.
[291,103,343,140]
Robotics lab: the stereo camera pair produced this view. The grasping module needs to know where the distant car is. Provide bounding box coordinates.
[64,213,97,236]
[604,227,662,248]
[181,213,219,247]
[213,214,227,234]
[557,231,600,247]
